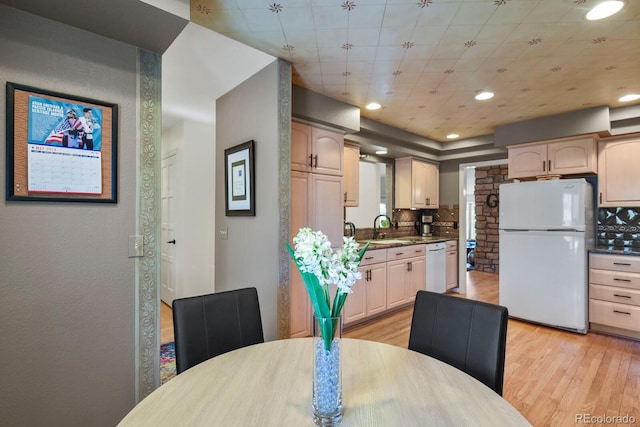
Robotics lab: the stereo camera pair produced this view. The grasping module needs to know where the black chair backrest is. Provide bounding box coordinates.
[408,290,508,395]
[172,287,264,374]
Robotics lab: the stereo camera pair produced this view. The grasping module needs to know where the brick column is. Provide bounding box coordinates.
[474,165,511,273]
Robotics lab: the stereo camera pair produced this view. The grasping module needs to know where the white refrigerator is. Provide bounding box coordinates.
[499,179,594,333]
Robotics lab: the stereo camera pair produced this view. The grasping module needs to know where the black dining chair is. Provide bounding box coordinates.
[172,287,264,374]
[408,290,509,395]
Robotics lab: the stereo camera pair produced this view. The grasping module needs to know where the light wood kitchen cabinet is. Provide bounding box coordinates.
[589,253,640,340]
[343,142,359,207]
[597,136,640,207]
[395,157,439,209]
[508,135,598,179]
[289,162,343,338]
[446,240,458,291]
[291,121,344,176]
[386,246,426,309]
[344,252,387,326]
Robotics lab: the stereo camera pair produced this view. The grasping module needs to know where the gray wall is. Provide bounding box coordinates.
[0,6,137,426]
[215,62,282,341]
[439,153,508,206]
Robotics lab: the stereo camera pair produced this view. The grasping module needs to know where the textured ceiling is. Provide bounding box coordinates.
[191,0,640,142]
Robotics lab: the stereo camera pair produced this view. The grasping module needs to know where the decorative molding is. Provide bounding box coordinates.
[136,49,162,401]
[277,60,292,339]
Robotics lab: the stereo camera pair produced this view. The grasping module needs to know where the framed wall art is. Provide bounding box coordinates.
[5,82,118,202]
[224,140,255,216]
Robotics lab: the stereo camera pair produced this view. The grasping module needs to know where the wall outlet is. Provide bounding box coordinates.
[219,227,228,240]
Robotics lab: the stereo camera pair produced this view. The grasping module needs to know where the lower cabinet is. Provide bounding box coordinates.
[589,253,640,339]
[387,245,426,310]
[344,262,387,325]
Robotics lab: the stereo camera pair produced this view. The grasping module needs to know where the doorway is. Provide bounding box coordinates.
[457,159,507,294]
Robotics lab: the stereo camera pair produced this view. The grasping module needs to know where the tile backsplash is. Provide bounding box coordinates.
[597,207,640,250]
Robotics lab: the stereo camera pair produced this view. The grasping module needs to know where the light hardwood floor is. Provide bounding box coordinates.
[160,271,640,426]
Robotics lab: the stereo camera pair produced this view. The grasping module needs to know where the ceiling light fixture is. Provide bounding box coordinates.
[447,133,460,139]
[375,149,388,155]
[619,94,640,102]
[586,1,624,20]
[475,91,494,101]
[365,102,382,110]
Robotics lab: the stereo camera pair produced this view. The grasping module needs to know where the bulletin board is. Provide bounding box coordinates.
[5,82,118,202]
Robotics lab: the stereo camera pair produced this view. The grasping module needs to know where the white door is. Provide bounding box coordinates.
[161,152,177,306]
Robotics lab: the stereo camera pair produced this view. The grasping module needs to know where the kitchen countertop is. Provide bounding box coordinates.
[357,236,458,249]
[590,247,640,257]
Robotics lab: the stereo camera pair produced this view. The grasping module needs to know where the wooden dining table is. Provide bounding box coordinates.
[118,338,531,426]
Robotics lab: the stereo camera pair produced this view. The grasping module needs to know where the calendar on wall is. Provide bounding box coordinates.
[6,82,117,203]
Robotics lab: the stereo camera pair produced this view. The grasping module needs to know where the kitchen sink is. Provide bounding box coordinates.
[365,239,408,245]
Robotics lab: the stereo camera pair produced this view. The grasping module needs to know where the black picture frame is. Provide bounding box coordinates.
[5,82,118,203]
[224,140,255,216]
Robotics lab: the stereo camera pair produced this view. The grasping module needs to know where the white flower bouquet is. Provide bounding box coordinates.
[287,227,369,350]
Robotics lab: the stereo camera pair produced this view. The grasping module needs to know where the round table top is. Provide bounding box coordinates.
[119,338,531,426]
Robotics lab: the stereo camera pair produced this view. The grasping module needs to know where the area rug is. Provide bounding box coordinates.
[160,342,176,384]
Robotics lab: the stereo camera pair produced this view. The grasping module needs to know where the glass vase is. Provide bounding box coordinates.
[312,315,343,427]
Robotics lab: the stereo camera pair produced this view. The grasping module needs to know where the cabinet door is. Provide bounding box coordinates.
[289,171,312,337]
[309,173,344,248]
[407,256,426,303]
[387,259,409,309]
[598,138,640,207]
[311,127,343,176]
[291,122,312,172]
[411,160,429,209]
[548,137,597,175]
[367,263,387,316]
[343,143,359,206]
[508,144,546,178]
[344,269,367,326]
[446,249,458,290]
[424,162,439,209]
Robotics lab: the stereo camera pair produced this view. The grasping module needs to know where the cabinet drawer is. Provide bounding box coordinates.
[360,248,387,266]
[590,299,640,332]
[589,268,640,290]
[590,253,640,273]
[446,240,458,251]
[590,284,640,307]
[387,245,426,261]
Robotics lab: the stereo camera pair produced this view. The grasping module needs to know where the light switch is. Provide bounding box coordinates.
[219,227,228,240]
[129,235,144,257]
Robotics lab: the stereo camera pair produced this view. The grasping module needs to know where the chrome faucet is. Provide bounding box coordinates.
[344,221,356,237]
[372,214,392,239]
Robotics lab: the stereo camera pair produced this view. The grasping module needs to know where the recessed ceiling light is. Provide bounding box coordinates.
[446,134,460,139]
[475,92,494,101]
[619,94,640,102]
[586,1,624,20]
[375,149,388,155]
[365,102,381,110]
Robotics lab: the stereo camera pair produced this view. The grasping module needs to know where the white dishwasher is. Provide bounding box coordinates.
[425,242,446,293]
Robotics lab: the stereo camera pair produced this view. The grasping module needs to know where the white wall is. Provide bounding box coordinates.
[182,121,216,297]
[346,161,382,228]
[0,6,138,425]
[215,62,281,341]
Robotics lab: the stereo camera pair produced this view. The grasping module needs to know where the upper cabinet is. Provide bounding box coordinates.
[343,142,359,207]
[508,135,598,179]
[598,136,640,207]
[395,157,439,209]
[291,121,343,176]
